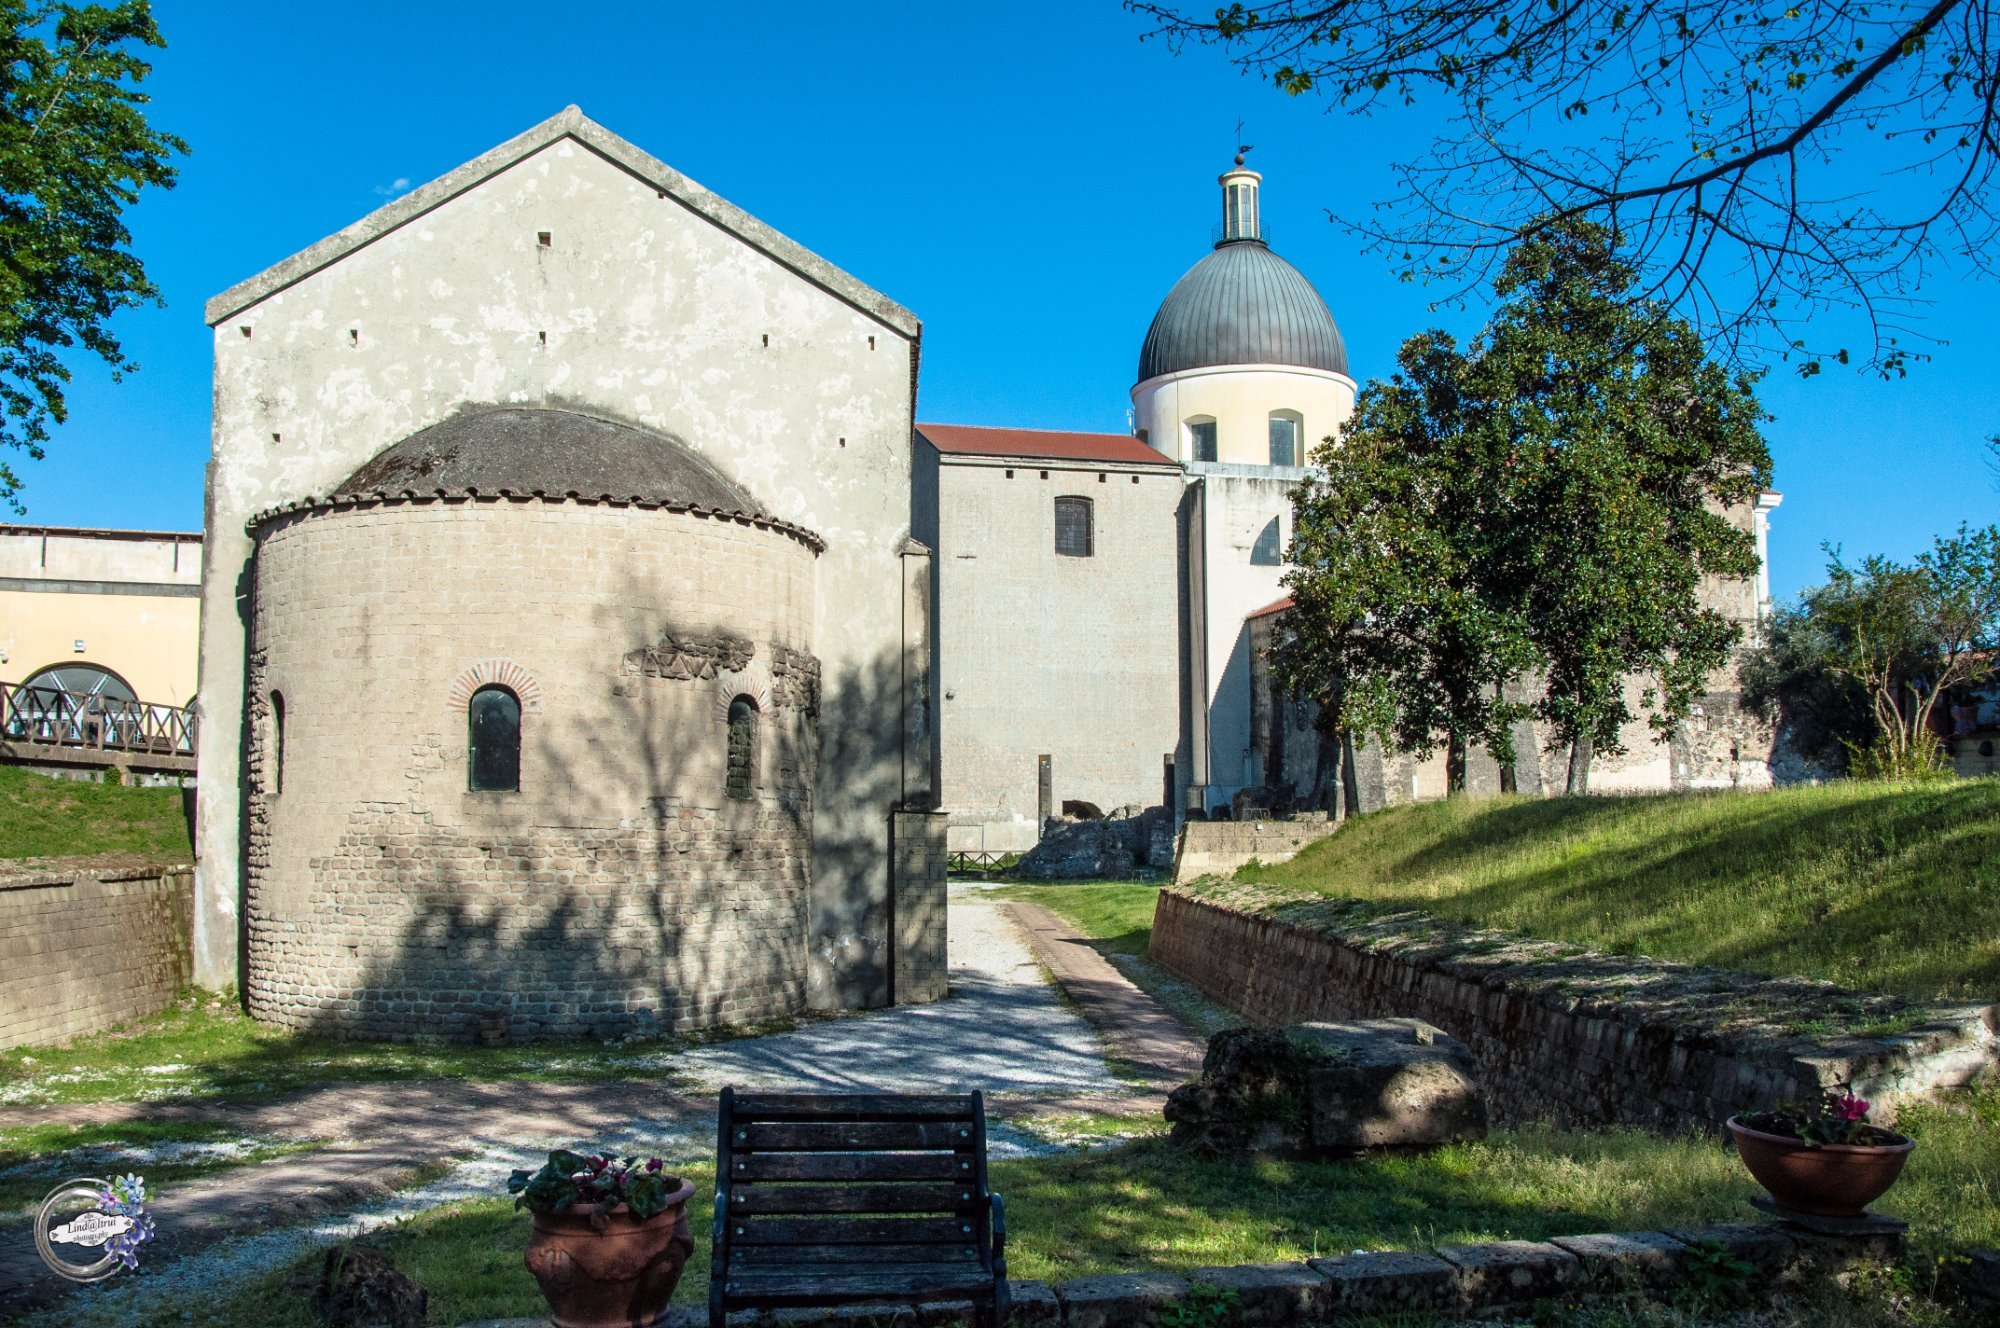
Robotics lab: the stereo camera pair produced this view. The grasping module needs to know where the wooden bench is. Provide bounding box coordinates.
[708,1087,1010,1328]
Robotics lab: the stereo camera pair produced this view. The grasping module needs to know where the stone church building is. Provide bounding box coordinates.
[195,108,1779,1037]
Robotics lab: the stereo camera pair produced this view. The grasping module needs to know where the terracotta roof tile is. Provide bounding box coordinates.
[1246,594,1294,621]
[917,423,1179,468]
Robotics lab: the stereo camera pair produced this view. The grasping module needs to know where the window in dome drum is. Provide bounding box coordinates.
[1189,420,1217,463]
[468,686,521,792]
[1269,415,1298,467]
[1251,517,1283,566]
[1055,496,1094,558]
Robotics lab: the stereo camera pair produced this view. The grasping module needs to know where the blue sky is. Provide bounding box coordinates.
[24,1,1999,600]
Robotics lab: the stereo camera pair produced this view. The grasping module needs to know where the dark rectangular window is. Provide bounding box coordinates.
[1269,416,1298,467]
[1054,496,1094,558]
[1189,420,1217,463]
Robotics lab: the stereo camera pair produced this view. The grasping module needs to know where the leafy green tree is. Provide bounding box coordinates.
[1274,331,1535,795]
[1738,595,1878,774]
[1813,525,2000,776]
[0,0,184,509]
[1478,224,1773,792]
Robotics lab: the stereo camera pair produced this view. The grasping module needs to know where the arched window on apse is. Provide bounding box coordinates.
[468,685,521,792]
[726,696,759,800]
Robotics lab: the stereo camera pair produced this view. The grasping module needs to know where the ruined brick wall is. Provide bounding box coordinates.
[0,859,193,1049]
[245,498,821,1041]
[1171,818,1333,885]
[1151,889,1997,1132]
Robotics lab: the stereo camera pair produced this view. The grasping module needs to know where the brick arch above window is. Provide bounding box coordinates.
[713,662,773,721]
[446,659,546,715]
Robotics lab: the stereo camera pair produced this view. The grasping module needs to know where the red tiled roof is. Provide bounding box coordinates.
[916,422,1179,468]
[1246,594,1294,621]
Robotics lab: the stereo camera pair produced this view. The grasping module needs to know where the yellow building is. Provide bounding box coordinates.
[0,524,202,712]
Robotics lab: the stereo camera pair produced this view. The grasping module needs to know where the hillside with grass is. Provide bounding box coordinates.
[0,766,193,862]
[1226,779,2000,1002]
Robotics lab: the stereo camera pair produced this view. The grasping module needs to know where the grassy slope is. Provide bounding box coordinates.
[0,766,192,862]
[1233,780,2000,1002]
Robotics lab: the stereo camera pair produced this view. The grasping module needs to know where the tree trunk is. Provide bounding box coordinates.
[1499,761,1517,794]
[1340,732,1362,818]
[1446,732,1468,794]
[1566,735,1594,795]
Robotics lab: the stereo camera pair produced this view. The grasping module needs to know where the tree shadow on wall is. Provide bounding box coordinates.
[308,560,916,1043]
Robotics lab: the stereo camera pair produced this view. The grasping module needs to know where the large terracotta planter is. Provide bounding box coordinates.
[524,1179,698,1328]
[1726,1116,1914,1218]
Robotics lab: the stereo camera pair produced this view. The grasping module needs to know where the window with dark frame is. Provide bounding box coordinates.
[1269,415,1299,467]
[269,691,285,795]
[1189,420,1218,464]
[726,696,759,800]
[1251,516,1283,566]
[1054,496,1094,558]
[468,685,522,792]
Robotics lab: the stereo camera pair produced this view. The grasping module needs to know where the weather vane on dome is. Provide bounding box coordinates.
[1234,119,1253,167]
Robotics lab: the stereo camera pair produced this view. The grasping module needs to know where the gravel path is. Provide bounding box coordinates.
[678,892,1124,1096]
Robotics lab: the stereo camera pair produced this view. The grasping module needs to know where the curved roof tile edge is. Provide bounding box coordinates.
[243,489,827,554]
[204,105,920,341]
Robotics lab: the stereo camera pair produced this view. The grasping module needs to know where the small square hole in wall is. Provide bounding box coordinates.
[349,328,359,346]
[538,330,547,347]
[1040,470,1049,480]
[1005,469,1014,479]
[1098,472,1106,483]
[761,334,769,348]
[239,326,252,339]
[271,432,281,444]
[867,335,876,350]
[838,437,847,448]
[1131,475,1140,484]
[537,231,552,248]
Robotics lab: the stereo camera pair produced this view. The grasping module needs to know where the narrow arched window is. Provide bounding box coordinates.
[269,691,286,795]
[1187,417,1218,464]
[726,696,758,800]
[1251,517,1283,566]
[468,686,521,792]
[1268,412,1301,467]
[1054,497,1094,558]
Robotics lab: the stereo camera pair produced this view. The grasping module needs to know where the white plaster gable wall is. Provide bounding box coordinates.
[199,116,919,1006]
[1132,364,1355,466]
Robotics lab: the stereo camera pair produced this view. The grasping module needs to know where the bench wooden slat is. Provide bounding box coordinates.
[731,1152,973,1182]
[735,1120,975,1152]
[731,1093,975,1121]
[731,1243,984,1266]
[730,1217,976,1246]
[729,1182,980,1215]
[719,1266,998,1301]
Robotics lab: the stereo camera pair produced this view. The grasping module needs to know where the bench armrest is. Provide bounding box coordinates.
[990,1192,1008,1282]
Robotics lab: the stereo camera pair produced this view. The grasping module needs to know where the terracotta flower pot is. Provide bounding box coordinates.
[524,1179,698,1328]
[1726,1116,1914,1218]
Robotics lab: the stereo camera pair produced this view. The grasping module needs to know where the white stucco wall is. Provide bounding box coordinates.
[199,111,920,1006]
[928,450,1183,851]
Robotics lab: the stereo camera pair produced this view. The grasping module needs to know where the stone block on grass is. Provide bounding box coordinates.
[1551,1231,1690,1291]
[1307,1250,1457,1314]
[1666,1222,1798,1276]
[1056,1272,1190,1328]
[1005,1280,1062,1328]
[1188,1262,1330,1323]
[1437,1239,1581,1309]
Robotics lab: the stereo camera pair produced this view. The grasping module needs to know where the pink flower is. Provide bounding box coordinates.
[646,1158,663,1173]
[1836,1094,1871,1122]
[588,1155,607,1173]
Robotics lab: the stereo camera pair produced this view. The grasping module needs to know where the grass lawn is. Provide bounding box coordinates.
[1225,780,2000,1002]
[0,991,806,1107]
[0,765,192,862]
[97,1081,1999,1327]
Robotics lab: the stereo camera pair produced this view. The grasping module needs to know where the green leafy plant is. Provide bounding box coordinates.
[1741,1091,1901,1148]
[1676,1239,1758,1311]
[1158,1282,1239,1328]
[507,1149,685,1226]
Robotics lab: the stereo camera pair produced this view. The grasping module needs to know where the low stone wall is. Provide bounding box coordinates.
[1150,888,1996,1133]
[0,857,194,1049]
[1170,818,1332,886]
[476,1220,1902,1328]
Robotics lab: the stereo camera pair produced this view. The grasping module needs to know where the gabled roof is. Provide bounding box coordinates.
[1246,594,1294,621]
[205,106,919,338]
[916,423,1180,468]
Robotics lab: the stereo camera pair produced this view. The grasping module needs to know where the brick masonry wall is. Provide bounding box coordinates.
[891,810,948,1005]
[245,499,822,1042]
[0,859,193,1049]
[1151,889,1997,1132]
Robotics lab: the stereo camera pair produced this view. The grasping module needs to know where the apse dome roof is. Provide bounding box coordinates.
[334,405,767,515]
[1137,239,1349,383]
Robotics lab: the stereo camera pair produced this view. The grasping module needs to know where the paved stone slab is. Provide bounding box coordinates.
[1552,1231,1690,1290]
[1437,1239,1581,1306]
[1308,1250,1458,1313]
[1003,900,1204,1088]
[1189,1262,1330,1322]
[1057,1271,1191,1328]
[1007,1279,1062,1328]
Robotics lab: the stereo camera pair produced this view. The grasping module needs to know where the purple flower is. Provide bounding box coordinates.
[645,1158,663,1173]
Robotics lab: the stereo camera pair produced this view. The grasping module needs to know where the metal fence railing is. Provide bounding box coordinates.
[0,682,197,757]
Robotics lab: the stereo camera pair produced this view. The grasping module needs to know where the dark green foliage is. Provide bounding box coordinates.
[508,1148,683,1219]
[1739,598,1876,773]
[0,0,184,508]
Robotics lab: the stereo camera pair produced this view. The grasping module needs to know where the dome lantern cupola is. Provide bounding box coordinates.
[1220,154,1262,245]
